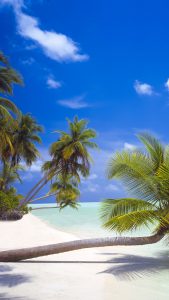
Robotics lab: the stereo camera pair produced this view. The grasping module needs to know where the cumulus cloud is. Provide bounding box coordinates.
[124,142,137,151]
[58,95,90,109]
[164,78,169,91]
[0,0,24,9]
[85,183,99,193]
[21,57,35,65]
[47,77,62,89]
[88,173,98,180]
[105,184,120,192]
[0,0,89,62]
[134,80,154,96]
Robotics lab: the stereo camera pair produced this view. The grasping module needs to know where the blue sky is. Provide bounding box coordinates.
[1,0,169,202]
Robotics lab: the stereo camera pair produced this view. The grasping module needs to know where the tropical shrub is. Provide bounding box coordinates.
[0,188,29,220]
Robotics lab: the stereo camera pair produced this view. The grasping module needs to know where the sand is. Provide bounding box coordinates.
[0,213,169,300]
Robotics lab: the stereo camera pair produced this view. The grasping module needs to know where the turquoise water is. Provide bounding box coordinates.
[31,202,152,238]
[31,202,111,237]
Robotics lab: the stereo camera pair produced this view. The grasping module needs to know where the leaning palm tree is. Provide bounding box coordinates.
[2,132,169,262]
[19,116,97,207]
[48,175,80,209]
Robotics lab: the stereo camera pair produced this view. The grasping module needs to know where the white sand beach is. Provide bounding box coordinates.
[0,213,169,300]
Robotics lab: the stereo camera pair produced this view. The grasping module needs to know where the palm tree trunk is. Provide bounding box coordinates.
[19,168,57,207]
[21,176,47,203]
[0,231,165,262]
[30,193,57,203]
[18,176,48,208]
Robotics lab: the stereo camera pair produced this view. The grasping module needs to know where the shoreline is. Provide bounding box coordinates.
[0,213,169,299]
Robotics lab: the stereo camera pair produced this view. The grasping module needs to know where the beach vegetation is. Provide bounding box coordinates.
[21,116,98,208]
[101,133,169,235]
[0,51,41,219]
[0,188,29,220]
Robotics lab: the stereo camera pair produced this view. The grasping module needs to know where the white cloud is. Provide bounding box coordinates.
[58,95,90,109]
[134,80,154,96]
[0,0,89,62]
[164,78,169,91]
[0,0,24,9]
[105,184,120,192]
[47,77,62,89]
[124,142,137,151]
[81,173,98,184]
[29,160,42,172]
[88,173,98,180]
[22,172,34,182]
[21,57,35,65]
[85,183,99,193]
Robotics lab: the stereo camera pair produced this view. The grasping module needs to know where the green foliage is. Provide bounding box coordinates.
[0,188,28,216]
[101,133,169,235]
[0,51,23,152]
[44,116,97,179]
[0,51,43,215]
[0,162,23,191]
[9,113,43,167]
[50,175,80,209]
[42,116,98,209]
[0,51,23,95]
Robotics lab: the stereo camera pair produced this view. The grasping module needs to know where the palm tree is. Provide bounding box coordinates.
[0,132,168,262]
[19,116,97,207]
[0,51,22,95]
[0,51,23,151]
[0,51,22,118]
[0,118,13,156]
[100,132,169,234]
[9,113,43,167]
[49,175,80,209]
[0,162,23,192]
[1,132,169,262]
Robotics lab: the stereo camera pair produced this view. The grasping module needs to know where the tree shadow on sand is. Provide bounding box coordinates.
[15,250,169,282]
[0,293,30,300]
[100,250,169,280]
[0,264,32,287]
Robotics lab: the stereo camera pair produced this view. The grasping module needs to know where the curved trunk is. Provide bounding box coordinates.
[0,231,165,262]
[19,168,57,207]
[23,176,47,202]
[30,192,57,203]
[18,176,48,208]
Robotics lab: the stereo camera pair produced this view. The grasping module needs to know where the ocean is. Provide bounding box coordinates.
[31,202,107,238]
[31,202,153,238]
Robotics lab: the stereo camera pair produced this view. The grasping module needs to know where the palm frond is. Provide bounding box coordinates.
[107,151,160,202]
[103,210,162,233]
[0,97,20,116]
[137,132,164,170]
[100,198,156,223]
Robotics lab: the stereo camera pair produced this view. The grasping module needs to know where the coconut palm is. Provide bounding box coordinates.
[0,51,22,119]
[9,113,43,167]
[49,175,80,209]
[100,132,169,234]
[20,116,97,206]
[0,51,23,151]
[0,162,23,192]
[1,132,169,262]
[0,118,13,156]
[0,51,22,95]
